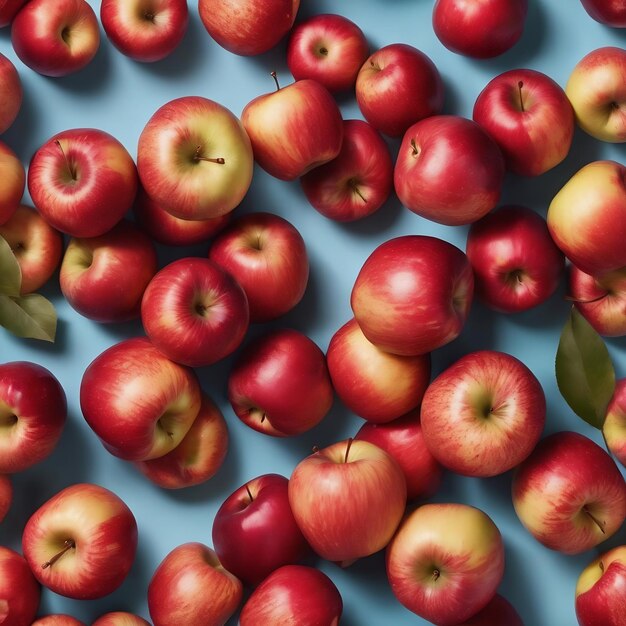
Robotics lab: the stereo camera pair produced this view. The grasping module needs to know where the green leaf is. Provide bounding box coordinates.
[555,307,615,429]
[0,235,21,297]
[0,293,57,342]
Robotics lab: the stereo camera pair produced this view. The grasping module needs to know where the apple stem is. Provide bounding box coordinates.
[193,146,225,165]
[260,412,267,424]
[518,81,525,112]
[344,438,353,463]
[432,568,441,581]
[54,140,77,181]
[41,539,75,569]
[312,445,319,453]
[245,484,254,503]
[410,139,420,157]
[583,507,606,534]
[599,560,605,573]
[271,71,280,91]
[348,178,367,203]
[564,293,608,305]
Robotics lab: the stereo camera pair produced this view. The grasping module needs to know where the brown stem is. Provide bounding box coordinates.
[42,539,75,569]
[599,560,605,573]
[260,412,266,424]
[312,445,320,454]
[410,138,419,156]
[349,179,367,203]
[432,568,441,581]
[271,71,280,91]
[583,507,606,534]
[245,484,253,503]
[344,438,354,463]
[518,81,525,112]
[54,140,77,181]
[564,293,608,305]
[193,146,225,164]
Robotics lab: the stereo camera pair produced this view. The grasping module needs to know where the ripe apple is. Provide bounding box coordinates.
[580,0,626,26]
[22,483,138,600]
[11,0,100,77]
[80,336,202,461]
[0,474,11,522]
[241,76,343,181]
[208,212,309,322]
[473,68,574,176]
[288,439,406,564]
[32,616,86,626]
[148,542,243,626]
[300,119,393,222]
[92,613,150,626]
[137,96,253,220]
[456,594,523,626]
[355,43,444,138]
[0,361,67,474]
[604,378,626,467]
[566,47,626,142]
[101,0,188,63]
[0,141,25,226]
[512,431,626,554]
[386,503,505,626]
[0,204,63,295]
[287,14,369,93]
[466,205,565,313]
[394,115,505,225]
[0,546,41,626]
[141,257,249,367]
[228,329,334,437]
[28,128,138,238]
[212,473,310,586]
[0,53,21,133]
[239,565,343,626]
[0,0,27,27]
[351,235,474,356]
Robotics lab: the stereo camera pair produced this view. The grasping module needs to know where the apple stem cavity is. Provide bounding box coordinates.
[348,178,368,203]
[410,139,420,157]
[193,146,225,165]
[518,81,525,112]
[583,506,606,534]
[41,539,75,569]
[270,71,281,91]
[54,140,77,181]
[344,438,354,463]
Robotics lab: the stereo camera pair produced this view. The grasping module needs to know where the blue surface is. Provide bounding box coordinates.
[1,1,626,624]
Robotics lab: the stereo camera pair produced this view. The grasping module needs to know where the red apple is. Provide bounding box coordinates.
[604,378,626,467]
[580,0,626,26]
[0,0,27,27]
[208,212,309,322]
[22,483,138,600]
[32,616,86,626]
[457,594,524,626]
[0,53,21,133]
[0,141,25,226]
[0,546,40,626]
[0,474,11,522]
[300,119,393,222]
[141,257,249,367]
[92,613,150,626]
[355,43,444,138]
[228,329,334,437]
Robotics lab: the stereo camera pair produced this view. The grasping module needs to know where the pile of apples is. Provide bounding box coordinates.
[1,0,626,625]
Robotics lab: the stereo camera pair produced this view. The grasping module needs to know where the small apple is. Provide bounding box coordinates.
[580,0,626,26]
[0,0,28,27]
[0,141,25,226]
[32,616,86,626]
[92,612,151,626]
[0,546,41,626]
[604,378,626,467]
[0,474,11,522]
[0,53,21,133]
[456,594,523,626]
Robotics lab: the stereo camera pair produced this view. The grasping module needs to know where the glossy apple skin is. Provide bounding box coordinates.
[11,0,100,77]
[208,212,309,322]
[395,115,505,225]
[604,378,626,467]
[355,43,444,138]
[101,0,188,63]
[576,545,626,626]
[198,0,299,56]
[287,14,368,93]
[289,439,406,563]
[0,142,25,226]
[512,431,626,554]
[141,257,249,367]
[581,0,626,26]
[0,546,41,626]
[80,337,202,461]
[300,119,393,222]
[566,47,626,142]
[92,612,151,626]
[355,409,443,500]
[32,616,86,626]
[433,0,528,59]
[473,69,574,176]
[547,160,626,275]
[466,205,565,313]
[0,53,21,133]
[386,503,505,626]
[60,219,158,323]
[148,542,243,626]
[0,0,27,27]
[240,565,343,626]
[241,78,343,181]
[0,205,63,295]
[0,474,11,522]
[28,128,138,238]
[457,594,524,626]
[22,483,138,600]
[351,235,474,356]
[212,474,310,586]
[228,329,334,437]
[0,361,67,474]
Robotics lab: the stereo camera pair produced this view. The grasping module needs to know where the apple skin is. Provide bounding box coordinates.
[239,565,343,626]
[148,542,243,626]
[137,96,253,221]
[355,43,444,138]
[0,141,25,226]
[287,14,369,93]
[228,329,334,437]
[288,439,407,564]
[0,474,11,522]
[212,474,310,587]
[0,0,27,27]
[198,0,299,56]
[101,0,188,63]
[456,594,524,626]
[141,257,250,367]
[355,409,443,500]
[351,235,474,356]
[208,212,309,322]
[432,0,528,59]
[241,78,344,181]
[300,119,393,222]
[394,115,505,226]
[566,47,626,143]
[0,53,21,133]
[32,616,86,626]
[580,0,626,26]
[386,503,505,626]
[604,378,626,467]
[28,128,138,238]
[473,69,574,176]
[11,0,100,77]
[575,545,626,626]
[512,431,626,554]
[22,483,138,600]
[328,318,431,423]
[92,613,151,626]
[0,546,41,626]
[0,205,63,295]
[0,361,67,474]
[80,336,202,461]
[466,205,565,313]
[136,393,229,489]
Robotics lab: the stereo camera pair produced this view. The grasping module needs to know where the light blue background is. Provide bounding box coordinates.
[1,1,626,624]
